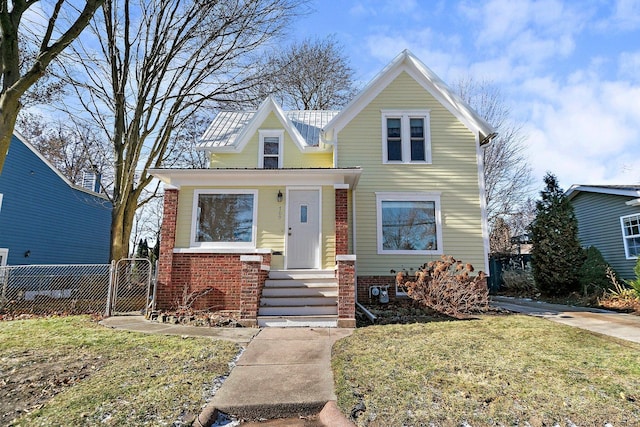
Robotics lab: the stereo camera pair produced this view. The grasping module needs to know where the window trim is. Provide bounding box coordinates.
[620,213,640,259]
[0,248,7,266]
[259,130,284,169]
[375,192,443,255]
[381,110,431,164]
[190,189,258,249]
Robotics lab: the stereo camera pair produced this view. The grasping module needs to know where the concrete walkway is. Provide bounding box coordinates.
[99,315,259,344]
[206,328,353,421]
[99,316,355,426]
[492,296,640,344]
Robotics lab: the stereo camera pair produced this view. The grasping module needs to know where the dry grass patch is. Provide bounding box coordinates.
[0,316,239,426]
[332,315,640,426]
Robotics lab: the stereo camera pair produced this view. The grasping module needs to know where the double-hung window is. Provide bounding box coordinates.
[259,130,283,169]
[192,190,257,248]
[382,110,431,163]
[620,213,640,258]
[376,192,443,255]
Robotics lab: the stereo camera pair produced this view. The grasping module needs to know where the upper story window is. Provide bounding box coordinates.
[259,130,283,169]
[382,110,431,164]
[620,213,640,259]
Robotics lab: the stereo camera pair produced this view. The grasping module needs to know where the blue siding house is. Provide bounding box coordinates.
[567,185,640,280]
[0,133,112,266]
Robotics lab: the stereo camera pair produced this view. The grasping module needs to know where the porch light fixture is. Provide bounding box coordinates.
[277,190,283,203]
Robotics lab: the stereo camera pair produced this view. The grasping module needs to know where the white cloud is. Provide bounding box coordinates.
[522,75,640,187]
[619,51,640,81]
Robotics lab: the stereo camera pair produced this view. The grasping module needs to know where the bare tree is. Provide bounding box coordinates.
[227,36,357,110]
[0,0,104,173]
[60,0,305,260]
[16,113,107,184]
[455,78,533,252]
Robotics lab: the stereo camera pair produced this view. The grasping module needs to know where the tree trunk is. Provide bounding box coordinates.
[109,193,138,261]
[0,92,20,172]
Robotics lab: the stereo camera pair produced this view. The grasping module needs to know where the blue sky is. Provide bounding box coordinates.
[293,0,640,191]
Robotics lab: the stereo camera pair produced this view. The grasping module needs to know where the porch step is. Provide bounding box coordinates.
[259,270,339,325]
[259,305,338,316]
[262,287,338,297]
[268,270,335,280]
[257,315,338,328]
[260,296,337,307]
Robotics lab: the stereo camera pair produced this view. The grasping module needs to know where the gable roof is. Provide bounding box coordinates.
[198,97,338,152]
[566,184,640,201]
[11,131,107,199]
[323,49,496,145]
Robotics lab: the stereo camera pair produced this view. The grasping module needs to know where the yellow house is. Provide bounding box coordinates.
[151,50,495,327]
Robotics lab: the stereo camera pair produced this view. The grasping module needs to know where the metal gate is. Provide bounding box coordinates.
[106,258,154,316]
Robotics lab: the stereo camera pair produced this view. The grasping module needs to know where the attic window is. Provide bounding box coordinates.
[259,130,283,169]
[621,213,640,259]
[381,110,431,164]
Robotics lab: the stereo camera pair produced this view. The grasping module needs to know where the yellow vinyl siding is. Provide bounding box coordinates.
[174,185,337,270]
[338,71,486,275]
[209,112,333,168]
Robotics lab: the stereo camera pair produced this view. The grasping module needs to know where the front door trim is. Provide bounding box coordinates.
[284,186,322,269]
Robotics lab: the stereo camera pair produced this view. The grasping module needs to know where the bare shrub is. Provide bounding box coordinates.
[396,255,489,317]
[174,285,215,314]
[598,267,640,314]
[501,269,537,295]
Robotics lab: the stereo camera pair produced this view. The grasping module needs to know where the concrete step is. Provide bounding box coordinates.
[264,279,337,288]
[258,305,338,316]
[268,270,335,280]
[261,287,338,297]
[257,315,338,328]
[260,296,337,307]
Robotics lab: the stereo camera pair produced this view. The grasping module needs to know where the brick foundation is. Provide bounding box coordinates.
[357,275,489,304]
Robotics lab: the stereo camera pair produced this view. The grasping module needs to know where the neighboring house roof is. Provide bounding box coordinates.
[12,131,108,199]
[198,97,338,152]
[566,185,640,206]
[323,49,497,145]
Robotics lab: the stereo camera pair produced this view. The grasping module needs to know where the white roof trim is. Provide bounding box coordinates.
[212,96,309,153]
[12,131,108,199]
[150,167,362,189]
[323,49,496,144]
[566,185,640,200]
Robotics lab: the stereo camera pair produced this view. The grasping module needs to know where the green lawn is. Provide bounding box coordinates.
[333,315,640,426]
[0,316,239,426]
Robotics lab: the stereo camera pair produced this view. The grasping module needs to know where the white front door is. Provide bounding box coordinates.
[286,189,320,269]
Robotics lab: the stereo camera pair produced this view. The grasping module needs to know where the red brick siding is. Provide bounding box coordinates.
[337,259,355,327]
[156,189,178,308]
[335,188,349,255]
[357,275,397,304]
[357,275,489,304]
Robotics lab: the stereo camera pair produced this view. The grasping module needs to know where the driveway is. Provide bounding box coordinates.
[492,296,640,344]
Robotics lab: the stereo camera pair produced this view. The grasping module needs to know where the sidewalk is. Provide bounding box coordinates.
[99,316,355,426]
[99,315,259,344]
[204,327,353,422]
[492,296,640,344]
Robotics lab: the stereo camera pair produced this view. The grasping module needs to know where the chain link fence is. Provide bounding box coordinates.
[0,259,155,316]
[0,264,112,315]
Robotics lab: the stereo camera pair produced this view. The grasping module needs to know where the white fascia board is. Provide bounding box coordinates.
[149,168,362,189]
[232,96,309,153]
[323,50,496,143]
[566,185,640,200]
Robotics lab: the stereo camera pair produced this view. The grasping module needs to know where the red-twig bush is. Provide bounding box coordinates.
[395,255,489,317]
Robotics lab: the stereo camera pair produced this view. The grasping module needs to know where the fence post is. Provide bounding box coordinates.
[105,260,116,317]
